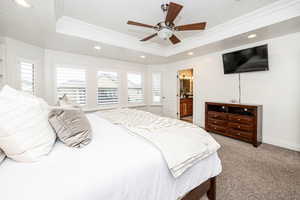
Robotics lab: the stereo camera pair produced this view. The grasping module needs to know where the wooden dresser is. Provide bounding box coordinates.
[180,98,193,117]
[205,102,262,147]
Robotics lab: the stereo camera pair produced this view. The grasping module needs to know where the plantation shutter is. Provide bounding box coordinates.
[127,72,144,103]
[152,72,161,104]
[97,71,119,105]
[56,67,86,105]
[20,62,35,95]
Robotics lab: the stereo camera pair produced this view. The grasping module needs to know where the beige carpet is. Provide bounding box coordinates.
[201,134,300,200]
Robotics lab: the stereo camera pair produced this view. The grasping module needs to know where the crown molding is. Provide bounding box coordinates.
[56,16,168,56]
[165,0,300,56]
[55,0,300,57]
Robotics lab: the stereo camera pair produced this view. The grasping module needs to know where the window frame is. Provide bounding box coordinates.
[96,70,121,107]
[151,71,162,105]
[54,65,88,106]
[18,59,36,95]
[126,71,145,105]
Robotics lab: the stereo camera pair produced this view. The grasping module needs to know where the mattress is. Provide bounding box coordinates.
[0,114,222,200]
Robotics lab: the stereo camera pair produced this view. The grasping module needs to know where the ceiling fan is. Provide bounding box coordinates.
[127,2,207,45]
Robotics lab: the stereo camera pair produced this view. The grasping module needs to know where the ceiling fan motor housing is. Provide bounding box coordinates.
[127,2,206,44]
[161,3,169,12]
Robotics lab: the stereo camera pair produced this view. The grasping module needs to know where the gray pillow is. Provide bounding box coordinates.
[48,108,92,148]
[0,149,6,165]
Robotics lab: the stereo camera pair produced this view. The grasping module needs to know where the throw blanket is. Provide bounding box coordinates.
[96,109,220,178]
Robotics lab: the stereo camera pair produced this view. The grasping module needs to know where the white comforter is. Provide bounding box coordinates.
[0,114,222,200]
[97,109,221,178]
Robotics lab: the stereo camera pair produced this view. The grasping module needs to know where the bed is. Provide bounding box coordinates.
[0,113,221,200]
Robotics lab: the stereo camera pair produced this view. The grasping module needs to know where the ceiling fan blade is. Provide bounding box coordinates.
[175,22,207,31]
[127,20,156,29]
[169,34,181,44]
[165,2,183,24]
[140,33,158,41]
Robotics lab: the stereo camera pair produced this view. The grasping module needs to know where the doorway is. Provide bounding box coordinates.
[177,69,194,123]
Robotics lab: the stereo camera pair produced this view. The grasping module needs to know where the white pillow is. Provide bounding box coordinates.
[0,86,56,162]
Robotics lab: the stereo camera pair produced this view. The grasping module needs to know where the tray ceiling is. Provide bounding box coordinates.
[1,0,300,64]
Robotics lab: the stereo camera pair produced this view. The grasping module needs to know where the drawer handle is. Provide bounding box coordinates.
[237,133,241,136]
[214,127,217,130]
[214,115,217,117]
[237,119,241,121]
[238,126,241,128]
[215,121,217,123]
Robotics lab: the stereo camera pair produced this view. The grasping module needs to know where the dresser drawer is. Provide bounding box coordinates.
[227,128,253,140]
[207,111,227,120]
[228,114,254,125]
[207,124,227,133]
[228,122,253,132]
[208,118,227,126]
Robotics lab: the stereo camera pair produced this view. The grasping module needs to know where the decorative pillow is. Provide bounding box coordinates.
[0,149,5,165]
[48,108,92,148]
[0,85,56,162]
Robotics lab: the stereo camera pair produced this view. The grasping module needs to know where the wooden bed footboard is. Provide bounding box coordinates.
[182,177,216,200]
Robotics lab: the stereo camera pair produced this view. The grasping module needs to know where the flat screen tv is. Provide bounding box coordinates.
[222,44,269,74]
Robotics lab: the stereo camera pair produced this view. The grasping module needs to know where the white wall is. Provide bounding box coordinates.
[163,32,300,151]
[4,38,45,97]
[44,49,164,113]
[3,34,299,151]
[1,37,166,115]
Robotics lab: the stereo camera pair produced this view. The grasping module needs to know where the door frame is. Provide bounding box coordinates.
[177,68,194,123]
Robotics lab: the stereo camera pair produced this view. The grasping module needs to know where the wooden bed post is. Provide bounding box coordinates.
[182,176,217,200]
[207,177,216,200]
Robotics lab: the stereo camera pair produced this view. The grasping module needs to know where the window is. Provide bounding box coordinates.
[127,72,144,103]
[97,71,119,105]
[152,72,162,104]
[20,61,35,94]
[56,67,86,105]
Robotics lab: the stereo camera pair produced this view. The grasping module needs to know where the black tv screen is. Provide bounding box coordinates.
[222,45,269,74]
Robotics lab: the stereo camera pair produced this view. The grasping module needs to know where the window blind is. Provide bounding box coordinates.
[152,72,161,104]
[20,62,35,94]
[56,67,86,105]
[97,71,119,105]
[127,73,144,103]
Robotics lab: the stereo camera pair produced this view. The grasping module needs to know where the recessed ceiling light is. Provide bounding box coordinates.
[248,34,257,39]
[94,46,101,50]
[140,55,146,59]
[187,52,194,56]
[13,0,32,8]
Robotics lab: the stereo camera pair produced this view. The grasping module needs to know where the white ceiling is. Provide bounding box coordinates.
[63,0,280,45]
[0,0,300,64]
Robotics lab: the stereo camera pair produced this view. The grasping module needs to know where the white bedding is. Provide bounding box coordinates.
[97,109,220,178]
[0,114,222,200]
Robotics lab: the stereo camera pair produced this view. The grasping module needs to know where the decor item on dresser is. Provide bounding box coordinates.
[205,102,262,147]
[0,85,56,162]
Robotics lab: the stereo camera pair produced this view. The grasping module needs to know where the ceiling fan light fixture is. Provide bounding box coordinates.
[127,2,207,45]
[157,28,173,40]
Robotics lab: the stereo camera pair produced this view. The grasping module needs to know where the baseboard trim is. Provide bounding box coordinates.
[263,137,300,152]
